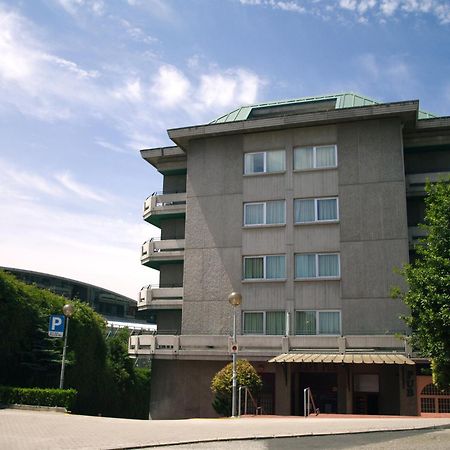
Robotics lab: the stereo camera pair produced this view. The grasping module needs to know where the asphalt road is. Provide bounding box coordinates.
[162,428,450,449]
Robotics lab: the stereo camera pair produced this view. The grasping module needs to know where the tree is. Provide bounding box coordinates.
[0,270,150,418]
[393,179,450,389]
[210,360,262,416]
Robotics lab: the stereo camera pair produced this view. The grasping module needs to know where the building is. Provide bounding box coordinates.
[130,93,450,418]
[1,266,154,330]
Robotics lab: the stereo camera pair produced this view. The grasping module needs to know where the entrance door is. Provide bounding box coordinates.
[299,372,338,414]
[353,374,379,414]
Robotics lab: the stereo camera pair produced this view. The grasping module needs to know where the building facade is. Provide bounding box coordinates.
[130,93,450,418]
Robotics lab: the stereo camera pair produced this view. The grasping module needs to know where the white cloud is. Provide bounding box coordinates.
[0,158,65,198]
[0,5,265,152]
[380,0,400,16]
[95,138,129,154]
[339,0,358,11]
[119,19,157,44]
[55,172,109,203]
[0,158,113,205]
[54,0,105,16]
[150,65,191,107]
[240,0,450,24]
[270,1,305,13]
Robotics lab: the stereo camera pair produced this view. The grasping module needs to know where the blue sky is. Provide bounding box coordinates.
[1,0,449,299]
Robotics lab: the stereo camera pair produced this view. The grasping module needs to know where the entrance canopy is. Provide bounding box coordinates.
[269,353,415,365]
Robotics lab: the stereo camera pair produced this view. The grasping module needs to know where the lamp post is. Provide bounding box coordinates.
[59,304,74,389]
[228,291,242,418]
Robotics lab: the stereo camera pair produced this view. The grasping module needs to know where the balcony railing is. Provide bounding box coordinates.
[143,191,186,227]
[141,238,185,269]
[408,226,427,248]
[128,334,409,358]
[406,171,450,196]
[138,285,183,311]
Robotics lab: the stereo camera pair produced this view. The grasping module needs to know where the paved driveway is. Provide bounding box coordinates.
[1,409,449,449]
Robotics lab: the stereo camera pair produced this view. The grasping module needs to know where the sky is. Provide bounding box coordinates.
[1,0,449,300]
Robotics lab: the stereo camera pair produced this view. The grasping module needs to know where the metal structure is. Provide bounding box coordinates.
[59,304,74,389]
[228,292,242,418]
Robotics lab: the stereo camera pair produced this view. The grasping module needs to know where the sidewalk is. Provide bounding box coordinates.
[1,409,449,450]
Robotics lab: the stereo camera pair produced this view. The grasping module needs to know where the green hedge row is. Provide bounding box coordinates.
[0,386,77,410]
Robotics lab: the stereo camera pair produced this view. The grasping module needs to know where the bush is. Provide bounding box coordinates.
[210,360,262,416]
[0,386,77,410]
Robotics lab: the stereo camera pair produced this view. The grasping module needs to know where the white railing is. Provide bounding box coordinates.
[137,285,183,310]
[129,334,408,357]
[143,192,186,217]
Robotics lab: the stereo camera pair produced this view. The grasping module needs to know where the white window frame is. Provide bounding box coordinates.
[295,253,340,279]
[295,309,342,336]
[243,310,286,335]
[294,144,338,171]
[244,200,286,226]
[243,255,286,280]
[244,150,286,175]
[294,197,339,224]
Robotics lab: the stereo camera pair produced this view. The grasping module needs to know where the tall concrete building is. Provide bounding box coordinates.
[130,93,450,418]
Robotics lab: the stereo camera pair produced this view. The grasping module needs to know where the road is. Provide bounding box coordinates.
[163,428,450,449]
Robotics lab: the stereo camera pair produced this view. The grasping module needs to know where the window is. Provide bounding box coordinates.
[294,145,337,170]
[244,150,285,174]
[244,200,285,226]
[243,255,286,280]
[295,310,341,335]
[295,253,340,279]
[294,198,338,223]
[243,311,286,335]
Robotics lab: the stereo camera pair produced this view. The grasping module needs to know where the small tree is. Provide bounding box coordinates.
[210,359,262,416]
[393,179,450,389]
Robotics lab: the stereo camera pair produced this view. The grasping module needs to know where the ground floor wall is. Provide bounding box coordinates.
[150,359,226,419]
[149,358,418,419]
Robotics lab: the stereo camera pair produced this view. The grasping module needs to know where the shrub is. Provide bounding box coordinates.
[0,386,77,410]
[210,360,262,416]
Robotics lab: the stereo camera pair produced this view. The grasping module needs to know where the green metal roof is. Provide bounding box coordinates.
[210,92,436,124]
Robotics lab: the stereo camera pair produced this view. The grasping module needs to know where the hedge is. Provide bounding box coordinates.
[0,386,77,410]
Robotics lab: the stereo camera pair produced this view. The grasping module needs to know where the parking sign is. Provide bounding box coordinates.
[49,315,65,337]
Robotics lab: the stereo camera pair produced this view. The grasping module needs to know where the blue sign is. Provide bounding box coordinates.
[49,315,65,337]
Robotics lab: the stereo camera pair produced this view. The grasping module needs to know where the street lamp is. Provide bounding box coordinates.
[228,291,242,418]
[59,304,74,389]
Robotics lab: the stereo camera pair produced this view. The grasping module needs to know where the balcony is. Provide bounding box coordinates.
[406,171,450,196]
[128,334,409,359]
[143,191,186,227]
[408,226,427,248]
[141,238,185,270]
[138,285,183,311]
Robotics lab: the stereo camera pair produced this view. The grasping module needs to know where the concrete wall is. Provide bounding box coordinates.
[155,310,182,334]
[149,359,226,419]
[160,218,185,240]
[163,173,186,194]
[182,135,244,335]
[337,119,410,334]
[160,263,183,287]
[181,119,409,335]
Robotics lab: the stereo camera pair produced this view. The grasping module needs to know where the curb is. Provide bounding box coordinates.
[0,404,68,414]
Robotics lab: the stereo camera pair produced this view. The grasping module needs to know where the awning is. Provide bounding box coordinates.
[268,353,415,365]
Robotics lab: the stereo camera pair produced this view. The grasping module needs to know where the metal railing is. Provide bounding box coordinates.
[238,386,262,417]
[304,387,319,417]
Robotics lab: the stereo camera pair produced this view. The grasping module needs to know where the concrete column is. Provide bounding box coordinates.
[275,363,291,415]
